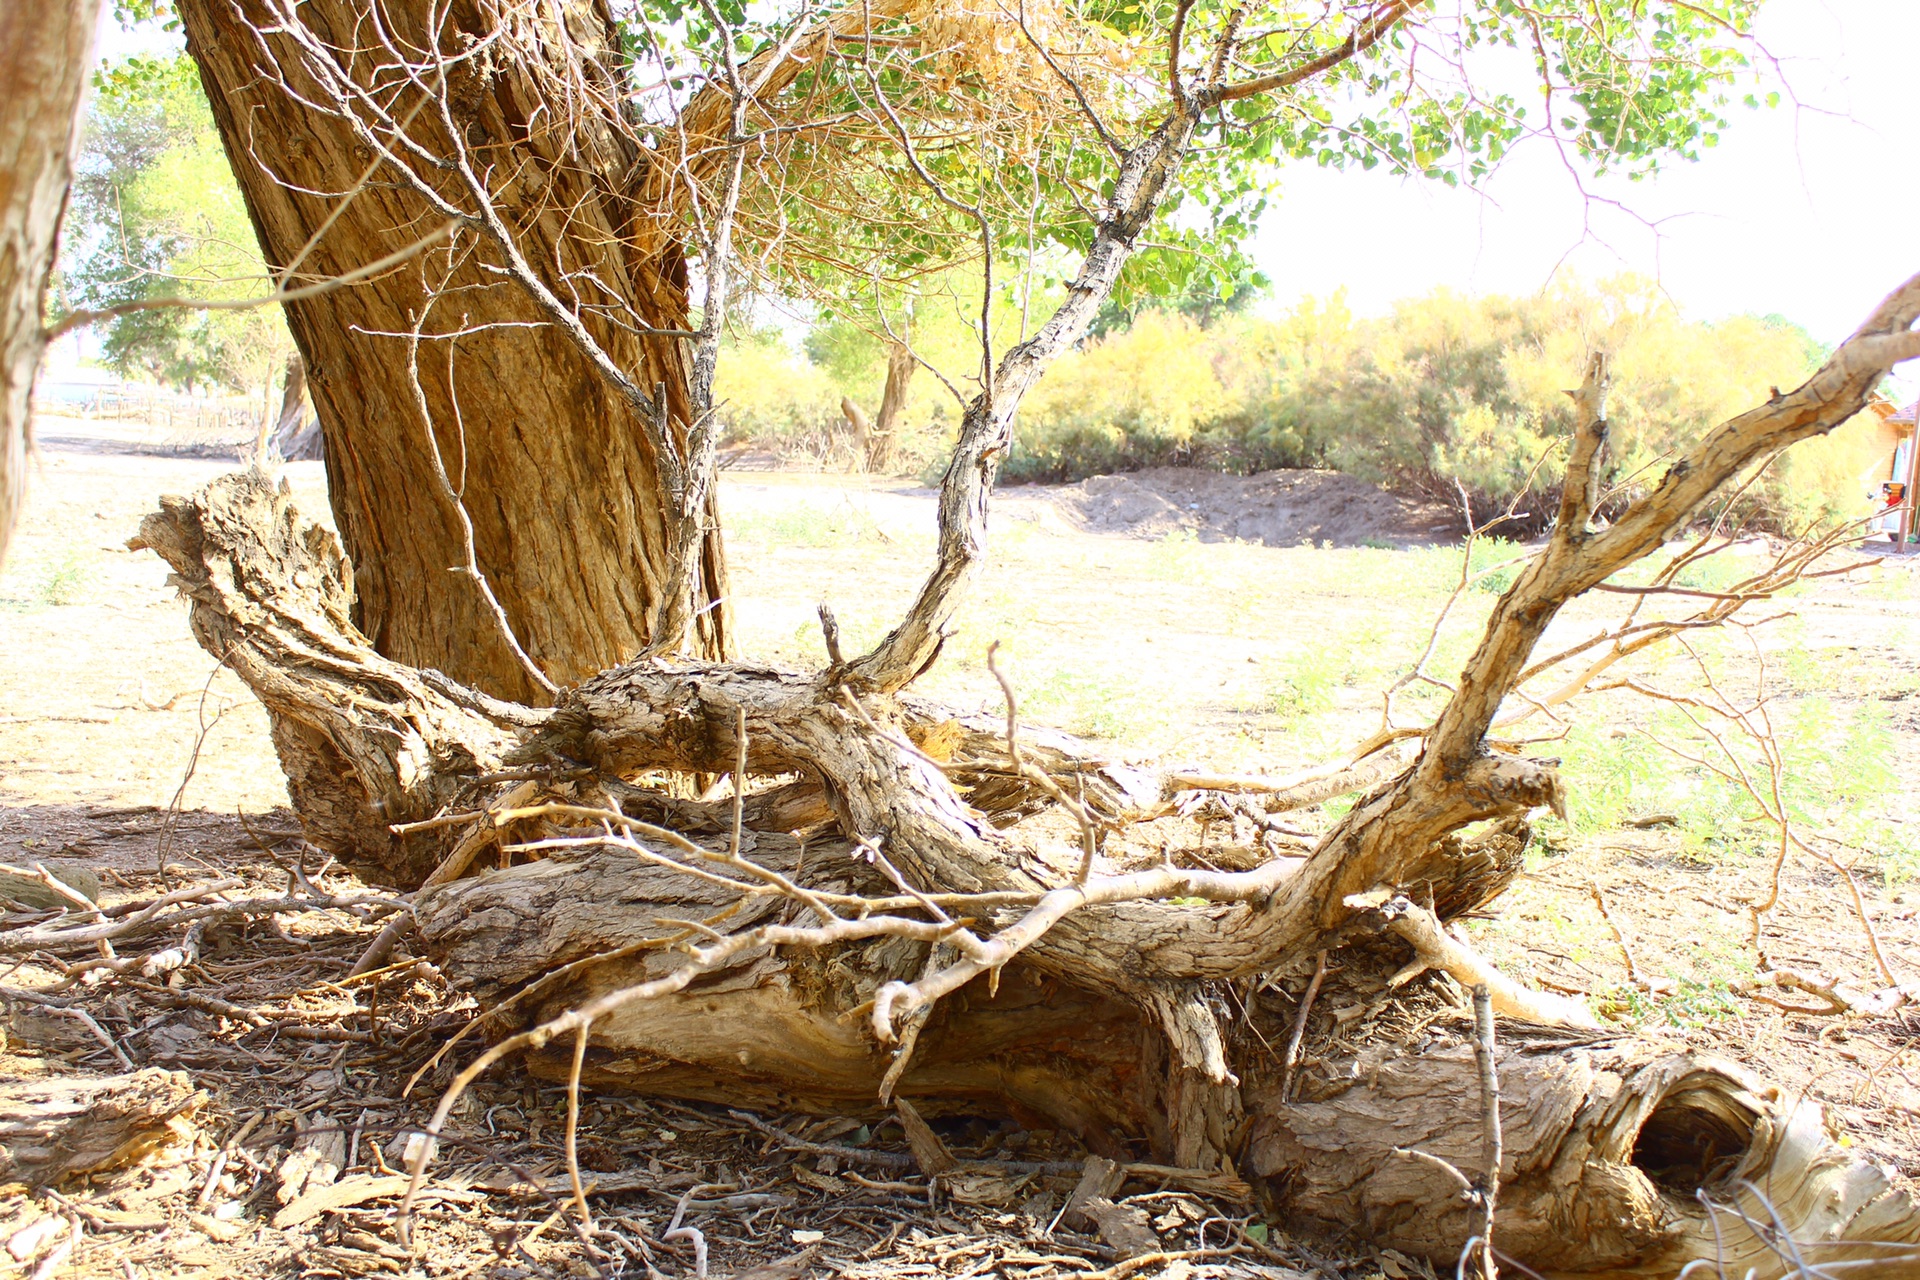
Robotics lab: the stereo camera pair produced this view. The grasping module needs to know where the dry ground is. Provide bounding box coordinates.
[2,417,1918,1280]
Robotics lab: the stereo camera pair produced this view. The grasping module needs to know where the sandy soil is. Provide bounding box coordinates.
[4,420,1920,1280]
[1045,468,1457,546]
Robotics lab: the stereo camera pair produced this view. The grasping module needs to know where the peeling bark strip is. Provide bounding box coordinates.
[0,0,102,566]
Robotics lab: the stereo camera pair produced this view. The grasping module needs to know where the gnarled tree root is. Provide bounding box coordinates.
[129,474,526,885]
[134,471,1920,1277]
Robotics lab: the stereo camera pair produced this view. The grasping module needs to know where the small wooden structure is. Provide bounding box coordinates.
[1875,397,1920,550]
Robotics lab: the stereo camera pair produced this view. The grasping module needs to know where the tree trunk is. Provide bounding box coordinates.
[176,0,729,701]
[863,341,916,474]
[838,395,872,469]
[265,351,322,462]
[0,0,101,567]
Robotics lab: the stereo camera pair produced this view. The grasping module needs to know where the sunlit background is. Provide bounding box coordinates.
[83,0,1919,396]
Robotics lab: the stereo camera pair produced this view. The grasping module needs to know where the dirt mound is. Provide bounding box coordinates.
[1051,467,1459,547]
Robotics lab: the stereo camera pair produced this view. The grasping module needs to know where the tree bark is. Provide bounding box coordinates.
[176,0,730,701]
[0,1069,205,1188]
[0,0,101,567]
[839,395,872,468]
[266,352,322,461]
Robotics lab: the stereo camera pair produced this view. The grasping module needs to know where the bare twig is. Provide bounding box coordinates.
[44,219,459,342]
[1588,883,1670,996]
[0,987,132,1068]
[564,1020,595,1233]
[1275,950,1327,1102]
[985,641,1099,882]
[1471,984,1502,1280]
[404,304,557,696]
[0,886,393,957]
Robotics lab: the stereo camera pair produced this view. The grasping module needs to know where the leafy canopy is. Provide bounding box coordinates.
[623,0,1767,394]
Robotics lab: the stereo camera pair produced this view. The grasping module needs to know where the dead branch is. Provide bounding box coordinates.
[1371,895,1599,1030]
[1274,950,1327,1102]
[0,886,398,957]
[1470,984,1502,1280]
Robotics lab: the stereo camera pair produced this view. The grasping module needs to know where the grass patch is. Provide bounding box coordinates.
[727,500,890,549]
[1021,666,1165,743]
[1266,648,1341,717]
[1466,537,1529,594]
[1547,681,1917,884]
[1143,529,1211,583]
[0,552,98,611]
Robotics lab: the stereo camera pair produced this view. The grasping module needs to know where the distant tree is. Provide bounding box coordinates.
[806,309,928,474]
[62,53,293,398]
[804,275,1027,474]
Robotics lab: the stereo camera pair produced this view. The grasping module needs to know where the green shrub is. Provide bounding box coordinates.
[1000,301,1353,481]
[1006,312,1229,479]
[1283,278,1881,534]
[40,558,93,606]
[983,278,1879,536]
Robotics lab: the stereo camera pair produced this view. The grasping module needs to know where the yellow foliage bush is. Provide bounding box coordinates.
[1011,312,1230,476]
[719,276,1881,534]
[1280,277,1880,532]
[710,334,843,449]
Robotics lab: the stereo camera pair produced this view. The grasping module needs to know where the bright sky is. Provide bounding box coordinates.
[95,0,1918,392]
[1250,0,1920,397]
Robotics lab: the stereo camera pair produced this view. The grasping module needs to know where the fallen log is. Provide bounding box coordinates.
[1247,1038,1920,1277]
[126,274,1920,1276]
[0,1068,205,1188]
[411,849,1920,1278]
